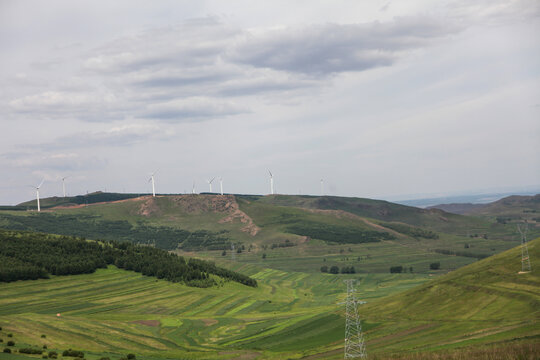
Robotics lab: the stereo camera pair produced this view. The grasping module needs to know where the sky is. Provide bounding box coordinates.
[1,0,539,205]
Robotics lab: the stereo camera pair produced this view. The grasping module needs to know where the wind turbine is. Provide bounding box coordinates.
[268,170,274,195]
[219,177,224,195]
[207,177,216,193]
[148,170,157,197]
[320,179,324,196]
[61,176,69,198]
[192,180,196,194]
[34,179,45,212]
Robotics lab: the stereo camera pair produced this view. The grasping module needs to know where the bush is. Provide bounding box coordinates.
[430,262,441,270]
[320,265,328,273]
[98,357,110,360]
[329,266,340,274]
[43,344,47,349]
[49,351,58,359]
[7,340,14,346]
[7,333,12,337]
[20,348,43,354]
[127,354,136,359]
[3,348,11,353]
[390,266,403,273]
[62,349,84,358]
[41,334,46,338]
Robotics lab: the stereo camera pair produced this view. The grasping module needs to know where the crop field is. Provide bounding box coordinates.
[0,260,432,360]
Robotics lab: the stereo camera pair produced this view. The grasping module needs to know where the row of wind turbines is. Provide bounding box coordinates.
[32,171,326,212]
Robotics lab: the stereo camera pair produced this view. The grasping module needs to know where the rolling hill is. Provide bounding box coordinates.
[1,193,535,277]
[0,230,537,359]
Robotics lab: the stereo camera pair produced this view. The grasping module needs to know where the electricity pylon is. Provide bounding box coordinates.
[344,279,367,358]
[517,223,531,273]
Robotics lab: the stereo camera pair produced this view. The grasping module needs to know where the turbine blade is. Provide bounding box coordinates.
[37,179,45,188]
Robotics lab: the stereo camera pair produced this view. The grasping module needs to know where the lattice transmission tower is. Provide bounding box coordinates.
[517,223,531,273]
[343,279,367,358]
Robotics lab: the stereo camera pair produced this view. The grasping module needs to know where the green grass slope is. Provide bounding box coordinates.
[353,236,540,357]
[1,193,530,277]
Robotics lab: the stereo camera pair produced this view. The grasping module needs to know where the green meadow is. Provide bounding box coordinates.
[0,193,538,359]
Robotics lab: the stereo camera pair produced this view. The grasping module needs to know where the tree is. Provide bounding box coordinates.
[390,266,403,273]
[329,266,339,274]
[221,250,226,256]
[409,266,413,273]
[320,266,328,273]
[430,262,440,270]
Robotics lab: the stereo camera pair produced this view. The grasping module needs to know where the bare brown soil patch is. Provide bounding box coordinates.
[132,319,160,327]
[201,318,218,327]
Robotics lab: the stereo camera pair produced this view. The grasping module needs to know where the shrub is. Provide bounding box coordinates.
[3,348,11,353]
[7,333,12,337]
[41,334,46,338]
[62,349,84,358]
[329,266,340,274]
[430,262,441,270]
[98,357,110,360]
[43,344,47,349]
[7,340,14,346]
[49,351,58,359]
[20,348,43,354]
[320,265,328,273]
[127,354,136,359]
[390,266,403,273]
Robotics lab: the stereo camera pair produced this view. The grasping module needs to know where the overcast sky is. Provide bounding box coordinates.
[1,0,539,205]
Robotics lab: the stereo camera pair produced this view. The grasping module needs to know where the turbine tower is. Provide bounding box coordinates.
[192,181,196,195]
[207,177,215,193]
[34,179,45,212]
[220,177,224,195]
[62,176,69,198]
[320,179,324,196]
[148,171,157,197]
[268,170,274,195]
[343,279,367,358]
[517,223,532,273]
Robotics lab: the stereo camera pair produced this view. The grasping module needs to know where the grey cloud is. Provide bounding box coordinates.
[143,97,248,121]
[2,151,106,172]
[229,17,460,75]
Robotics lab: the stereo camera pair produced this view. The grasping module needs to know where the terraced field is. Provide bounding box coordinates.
[0,261,430,359]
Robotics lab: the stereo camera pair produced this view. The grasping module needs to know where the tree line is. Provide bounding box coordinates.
[0,213,229,251]
[0,229,256,288]
[286,220,395,244]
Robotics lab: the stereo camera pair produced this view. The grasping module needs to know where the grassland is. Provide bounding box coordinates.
[0,238,537,359]
[2,193,535,278]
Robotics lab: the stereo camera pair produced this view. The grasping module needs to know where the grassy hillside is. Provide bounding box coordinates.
[351,236,540,358]
[0,193,532,277]
[0,233,537,359]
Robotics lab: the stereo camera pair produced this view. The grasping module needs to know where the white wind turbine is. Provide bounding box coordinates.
[192,180,196,194]
[219,177,224,195]
[268,170,274,195]
[207,177,215,193]
[34,179,45,212]
[320,179,324,196]
[148,170,157,197]
[62,176,69,198]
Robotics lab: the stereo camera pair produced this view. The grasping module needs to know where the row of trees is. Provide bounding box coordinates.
[286,220,395,244]
[0,229,257,288]
[0,213,230,251]
[320,265,356,274]
[382,222,439,239]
